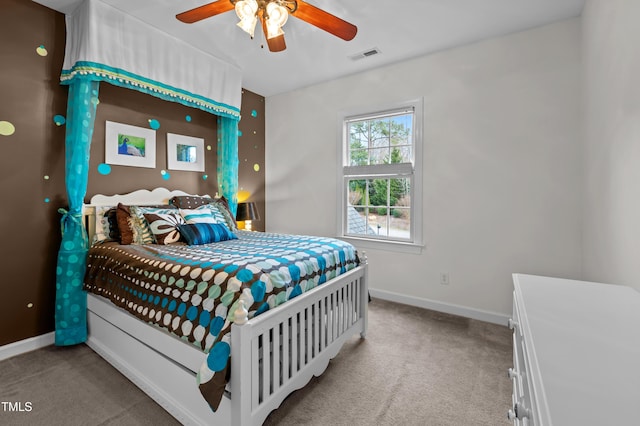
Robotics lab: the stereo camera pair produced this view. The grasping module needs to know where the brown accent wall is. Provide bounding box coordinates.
[0,0,67,347]
[87,84,220,199]
[237,90,266,230]
[0,1,265,346]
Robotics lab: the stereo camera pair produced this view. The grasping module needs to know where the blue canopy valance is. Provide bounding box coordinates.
[55,0,241,346]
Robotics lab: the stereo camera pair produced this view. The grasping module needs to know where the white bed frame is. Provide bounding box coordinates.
[83,188,368,425]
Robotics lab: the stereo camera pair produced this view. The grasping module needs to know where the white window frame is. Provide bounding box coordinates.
[337,98,423,254]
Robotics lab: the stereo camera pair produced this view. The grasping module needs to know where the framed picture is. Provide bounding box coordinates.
[167,133,205,172]
[105,121,156,168]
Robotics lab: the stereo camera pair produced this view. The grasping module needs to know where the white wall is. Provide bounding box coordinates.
[266,19,582,320]
[582,1,640,290]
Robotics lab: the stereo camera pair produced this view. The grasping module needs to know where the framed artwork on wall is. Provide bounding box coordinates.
[167,133,205,172]
[105,121,156,168]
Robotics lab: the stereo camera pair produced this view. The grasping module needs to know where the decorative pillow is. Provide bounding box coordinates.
[179,207,219,224]
[170,195,214,209]
[208,200,238,232]
[143,213,185,244]
[170,195,238,231]
[130,206,178,244]
[177,223,237,245]
[116,203,134,244]
[93,206,118,243]
[105,208,120,240]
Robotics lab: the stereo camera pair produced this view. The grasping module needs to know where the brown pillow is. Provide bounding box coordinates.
[116,203,134,245]
[170,195,214,209]
[143,213,185,245]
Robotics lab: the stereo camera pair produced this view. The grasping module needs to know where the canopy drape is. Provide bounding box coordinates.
[54,77,100,345]
[217,116,239,217]
[55,0,241,345]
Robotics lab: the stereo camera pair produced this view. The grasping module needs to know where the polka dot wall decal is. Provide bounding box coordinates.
[27,303,33,308]
[53,115,66,126]
[207,145,212,151]
[251,110,258,117]
[161,170,171,180]
[44,175,49,180]
[0,121,16,136]
[97,163,111,175]
[148,118,160,130]
[36,45,48,56]
[202,174,208,180]
[44,198,50,203]
[253,164,260,172]
[186,115,192,122]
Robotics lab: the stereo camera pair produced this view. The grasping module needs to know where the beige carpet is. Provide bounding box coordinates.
[0,299,512,425]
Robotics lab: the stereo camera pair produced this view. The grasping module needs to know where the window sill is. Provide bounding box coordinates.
[338,236,424,255]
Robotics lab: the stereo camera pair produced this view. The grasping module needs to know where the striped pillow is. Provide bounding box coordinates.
[206,203,238,231]
[179,207,219,224]
[177,223,237,245]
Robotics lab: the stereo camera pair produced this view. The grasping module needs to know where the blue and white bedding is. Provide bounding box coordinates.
[83,230,359,410]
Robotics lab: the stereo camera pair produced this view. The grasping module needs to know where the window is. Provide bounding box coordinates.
[339,99,422,250]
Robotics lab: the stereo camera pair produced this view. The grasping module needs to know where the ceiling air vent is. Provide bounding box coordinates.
[349,48,381,61]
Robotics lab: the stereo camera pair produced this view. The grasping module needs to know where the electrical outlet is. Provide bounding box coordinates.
[440,272,449,285]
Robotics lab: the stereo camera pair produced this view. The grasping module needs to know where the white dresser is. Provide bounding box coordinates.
[509,274,640,425]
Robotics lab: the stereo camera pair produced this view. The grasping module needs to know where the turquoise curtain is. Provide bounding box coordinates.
[54,76,100,346]
[217,116,239,216]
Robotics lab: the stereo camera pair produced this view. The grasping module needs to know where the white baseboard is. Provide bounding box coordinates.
[0,332,55,362]
[369,288,509,326]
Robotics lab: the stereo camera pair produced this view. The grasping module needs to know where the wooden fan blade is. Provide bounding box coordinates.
[292,1,357,41]
[261,16,287,52]
[176,1,235,24]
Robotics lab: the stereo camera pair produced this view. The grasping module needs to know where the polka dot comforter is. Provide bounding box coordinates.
[83,230,359,411]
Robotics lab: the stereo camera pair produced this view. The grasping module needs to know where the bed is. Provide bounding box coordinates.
[81,187,368,426]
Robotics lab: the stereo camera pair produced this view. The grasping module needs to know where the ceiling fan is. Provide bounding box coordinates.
[176,0,357,52]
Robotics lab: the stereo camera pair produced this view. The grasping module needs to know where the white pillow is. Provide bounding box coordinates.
[93,205,115,243]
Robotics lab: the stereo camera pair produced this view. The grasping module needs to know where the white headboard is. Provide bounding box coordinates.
[88,187,205,207]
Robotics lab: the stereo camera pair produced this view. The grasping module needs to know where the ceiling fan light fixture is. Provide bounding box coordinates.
[237,15,258,38]
[177,0,357,52]
[265,23,284,39]
[235,0,258,19]
[235,0,259,37]
[265,2,288,39]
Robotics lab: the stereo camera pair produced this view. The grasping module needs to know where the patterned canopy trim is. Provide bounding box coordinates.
[61,61,241,120]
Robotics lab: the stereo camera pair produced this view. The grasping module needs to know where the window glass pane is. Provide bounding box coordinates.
[345,177,411,241]
[347,112,413,166]
[367,178,388,209]
[346,206,377,236]
[369,148,388,165]
[348,179,366,206]
[349,148,368,166]
[390,115,412,145]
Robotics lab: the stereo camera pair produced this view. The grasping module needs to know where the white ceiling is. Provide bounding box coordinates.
[33,0,585,97]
